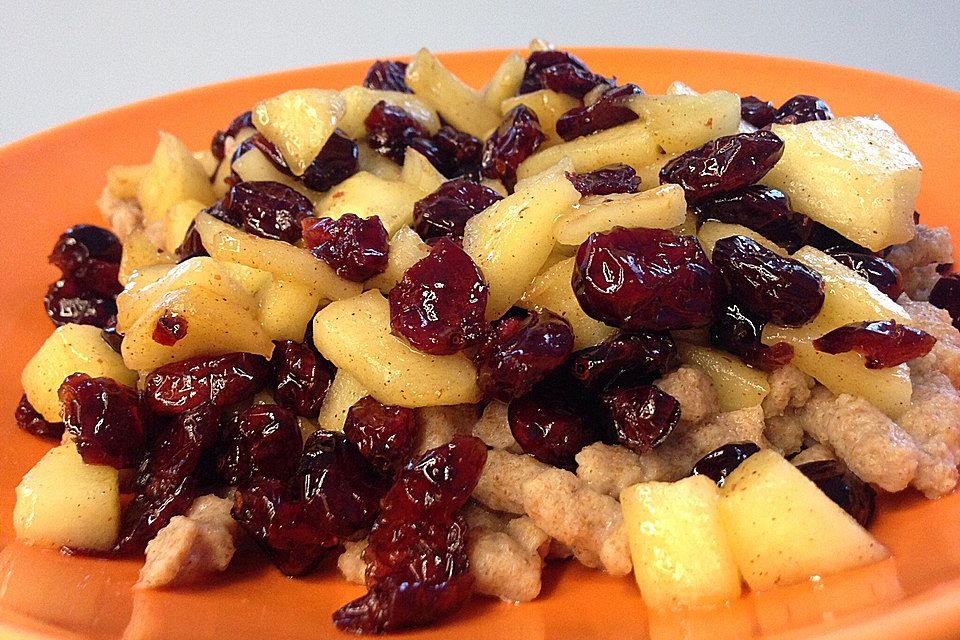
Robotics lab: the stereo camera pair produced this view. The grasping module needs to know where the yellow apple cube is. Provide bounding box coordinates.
[253,89,346,176]
[338,86,441,139]
[677,343,770,412]
[137,132,215,224]
[314,171,426,236]
[553,184,686,246]
[628,91,742,154]
[316,370,370,433]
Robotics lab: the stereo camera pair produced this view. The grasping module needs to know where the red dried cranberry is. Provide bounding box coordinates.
[300,129,358,192]
[44,279,117,328]
[565,164,640,196]
[343,396,418,476]
[796,459,876,527]
[216,404,302,485]
[555,84,642,141]
[600,383,680,455]
[692,185,813,253]
[363,60,411,92]
[710,302,795,371]
[573,227,717,331]
[271,339,335,418]
[775,95,833,124]
[14,394,64,440]
[49,225,122,276]
[812,320,936,368]
[302,214,389,282]
[220,181,313,244]
[152,311,188,346]
[143,353,269,414]
[538,62,614,98]
[712,235,825,327]
[115,476,197,554]
[929,274,960,330]
[519,50,594,94]
[138,405,222,493]
[59,373,144,468]
[691,442,761,486]
[233,477,338,576]
[389,238,489,355]
[101,326,124,353]
[660,130,784,203]
[809,223,873,255]
[211,111,253,161]
[829,252,904,300]
[176,222,208,261]
[427,126,484,179]
[365,101,429,163]
[740,96,776,129]
[481,105,546,191]
[570,331,677,391]
[475,310,574,401]
[413,178,502,241]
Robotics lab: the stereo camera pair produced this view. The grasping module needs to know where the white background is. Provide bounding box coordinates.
[2,0,958,144]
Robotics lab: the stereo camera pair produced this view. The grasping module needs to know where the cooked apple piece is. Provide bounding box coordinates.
[137,132,215,225]
[673,212,699,237]
[118,229,175,286]
[463,167,581,318]
[553,184,686,246]
[312,290,481,407]
[21,324,137,422]
[516,120,659,180]
[164,199,206,254]
[719,450,888,591]
[367,226,431,294]
[219,263,274,297]
[697,221,784,258]
[628,91,741,154]
[257,278,320,342]
[481,52,526,111]
[761,117,921,251]
[621,475,742,609]
[252,89,346,176]
[501,90,581,146]
[314,171,426,236]
[400,147,445,194]
[14,443,120,551]
[316,370,370,432]
[193,148,219,177]
[356,143,403,180]
[106,163,149,199]
[405,48,501,139]
[520,257,616,350]
[634,150,677,192]
[677,343,770,412]
[338,86,441,139]
[665,80,698,96]
[194,213,361,300]
[231,146,315,197]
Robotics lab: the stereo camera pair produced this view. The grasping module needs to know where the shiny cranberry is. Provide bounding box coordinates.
[775,95,834,124]
[412,178,502,241]
[343,396,418,476]
[565,164,640,196]
[555,84,642,141]
[217,404,302,485]
[427,125,484,179]
[797,459,876,527]
[573,227,717,331]
[365,101,429,163]
[691,442,760,486]
[570,331,677,391]
[300,129,358,192]
[152,311,188,346]
[692,185,813,253]
[219,181,313,243]
[271,339,335,418]
[929,274,960,330]
[176,222,208,261]
[808,223,873,255]
[211,111,253,161]
[49,225,122,276]
[389,238,489,355]
[363,60,411,92]
[44,279,117,328]
[600,383,679,455]
[14,394,64,439]
[143,353,269,414]
[59,373,144,468]
[481,105,546,191]
[519,50,594,94]
[813,320,936,368]
[115,476,197,554]
[538,62,614,98]
[740,96,776,129]
[660,130,784,203]
[101,326,124,353]
[829,252,904,300]
[302,214,389,282]
[712,235,825,327]
[710,302,795,371]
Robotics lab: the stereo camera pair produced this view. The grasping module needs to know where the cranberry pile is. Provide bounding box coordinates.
[44,225,123,328]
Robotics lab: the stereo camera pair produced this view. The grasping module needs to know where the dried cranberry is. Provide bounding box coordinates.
[412,178,503,241]
[565,164,640,196]
[712,235,825,327]
[44,279,117,328]
[143,353,269,414]
[363,60,411,93]
[300,129,358,192]
[519,50,594,94]
[692,185,813,253]
[660,130,784,203]
[365,101,428,163]
[710,302,795,371]
[49,225,122,276]
[220,181,313,244]
[797,459,876,527]
[929,274,960,330]
[343,396,418,476]
[740,96,776,129]
[138,405,222,493]
[176,222,208,261]
[481,105,546,191]
[555,84,642,141]
[775,95,833,124]
[812,320,936,368]
[808,223,873,255]
[211,111,253,161]
[570,331,677,391]
[389,238,489,355]
[233,477,338,576]
[271,339,335,418]
[59,373,144,468]
[691,442,760,486]
[302,214,389,282]
[115,476,197,554]
[101,326,124,353]
[152,311,188,346]
[538,62,614,98]
[600,383,679,455]
[427,126,484,179]
[14,394,64,440]
[573,227,717,331]
[216,404,302,485]
[243,133,294,175]
[829,252,904,300]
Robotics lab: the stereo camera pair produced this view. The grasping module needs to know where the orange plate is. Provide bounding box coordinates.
[0,48,959,640]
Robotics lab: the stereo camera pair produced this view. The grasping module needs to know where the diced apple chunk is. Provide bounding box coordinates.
[252,89,346,176]
[118,230,175,286]
[677,343,770,412]
[164,199,206,254]
[697,221,784,258]
[316,370,370,433]
[338,86,441,139]
[627,91,742,154]
[312,290,481,407]
[553,184,686,246]
[257,279,320,342]
[481,52,526,112]
[719,450,889,591]
[231,146,314,197]
[367,226,431,294]
[621,475,741,609]
[106,163,149,200]
[314,171,426,236]
[761,117,921,251]
[400,147,445,194]
[137,132,215,225]
[14,444,120,551]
